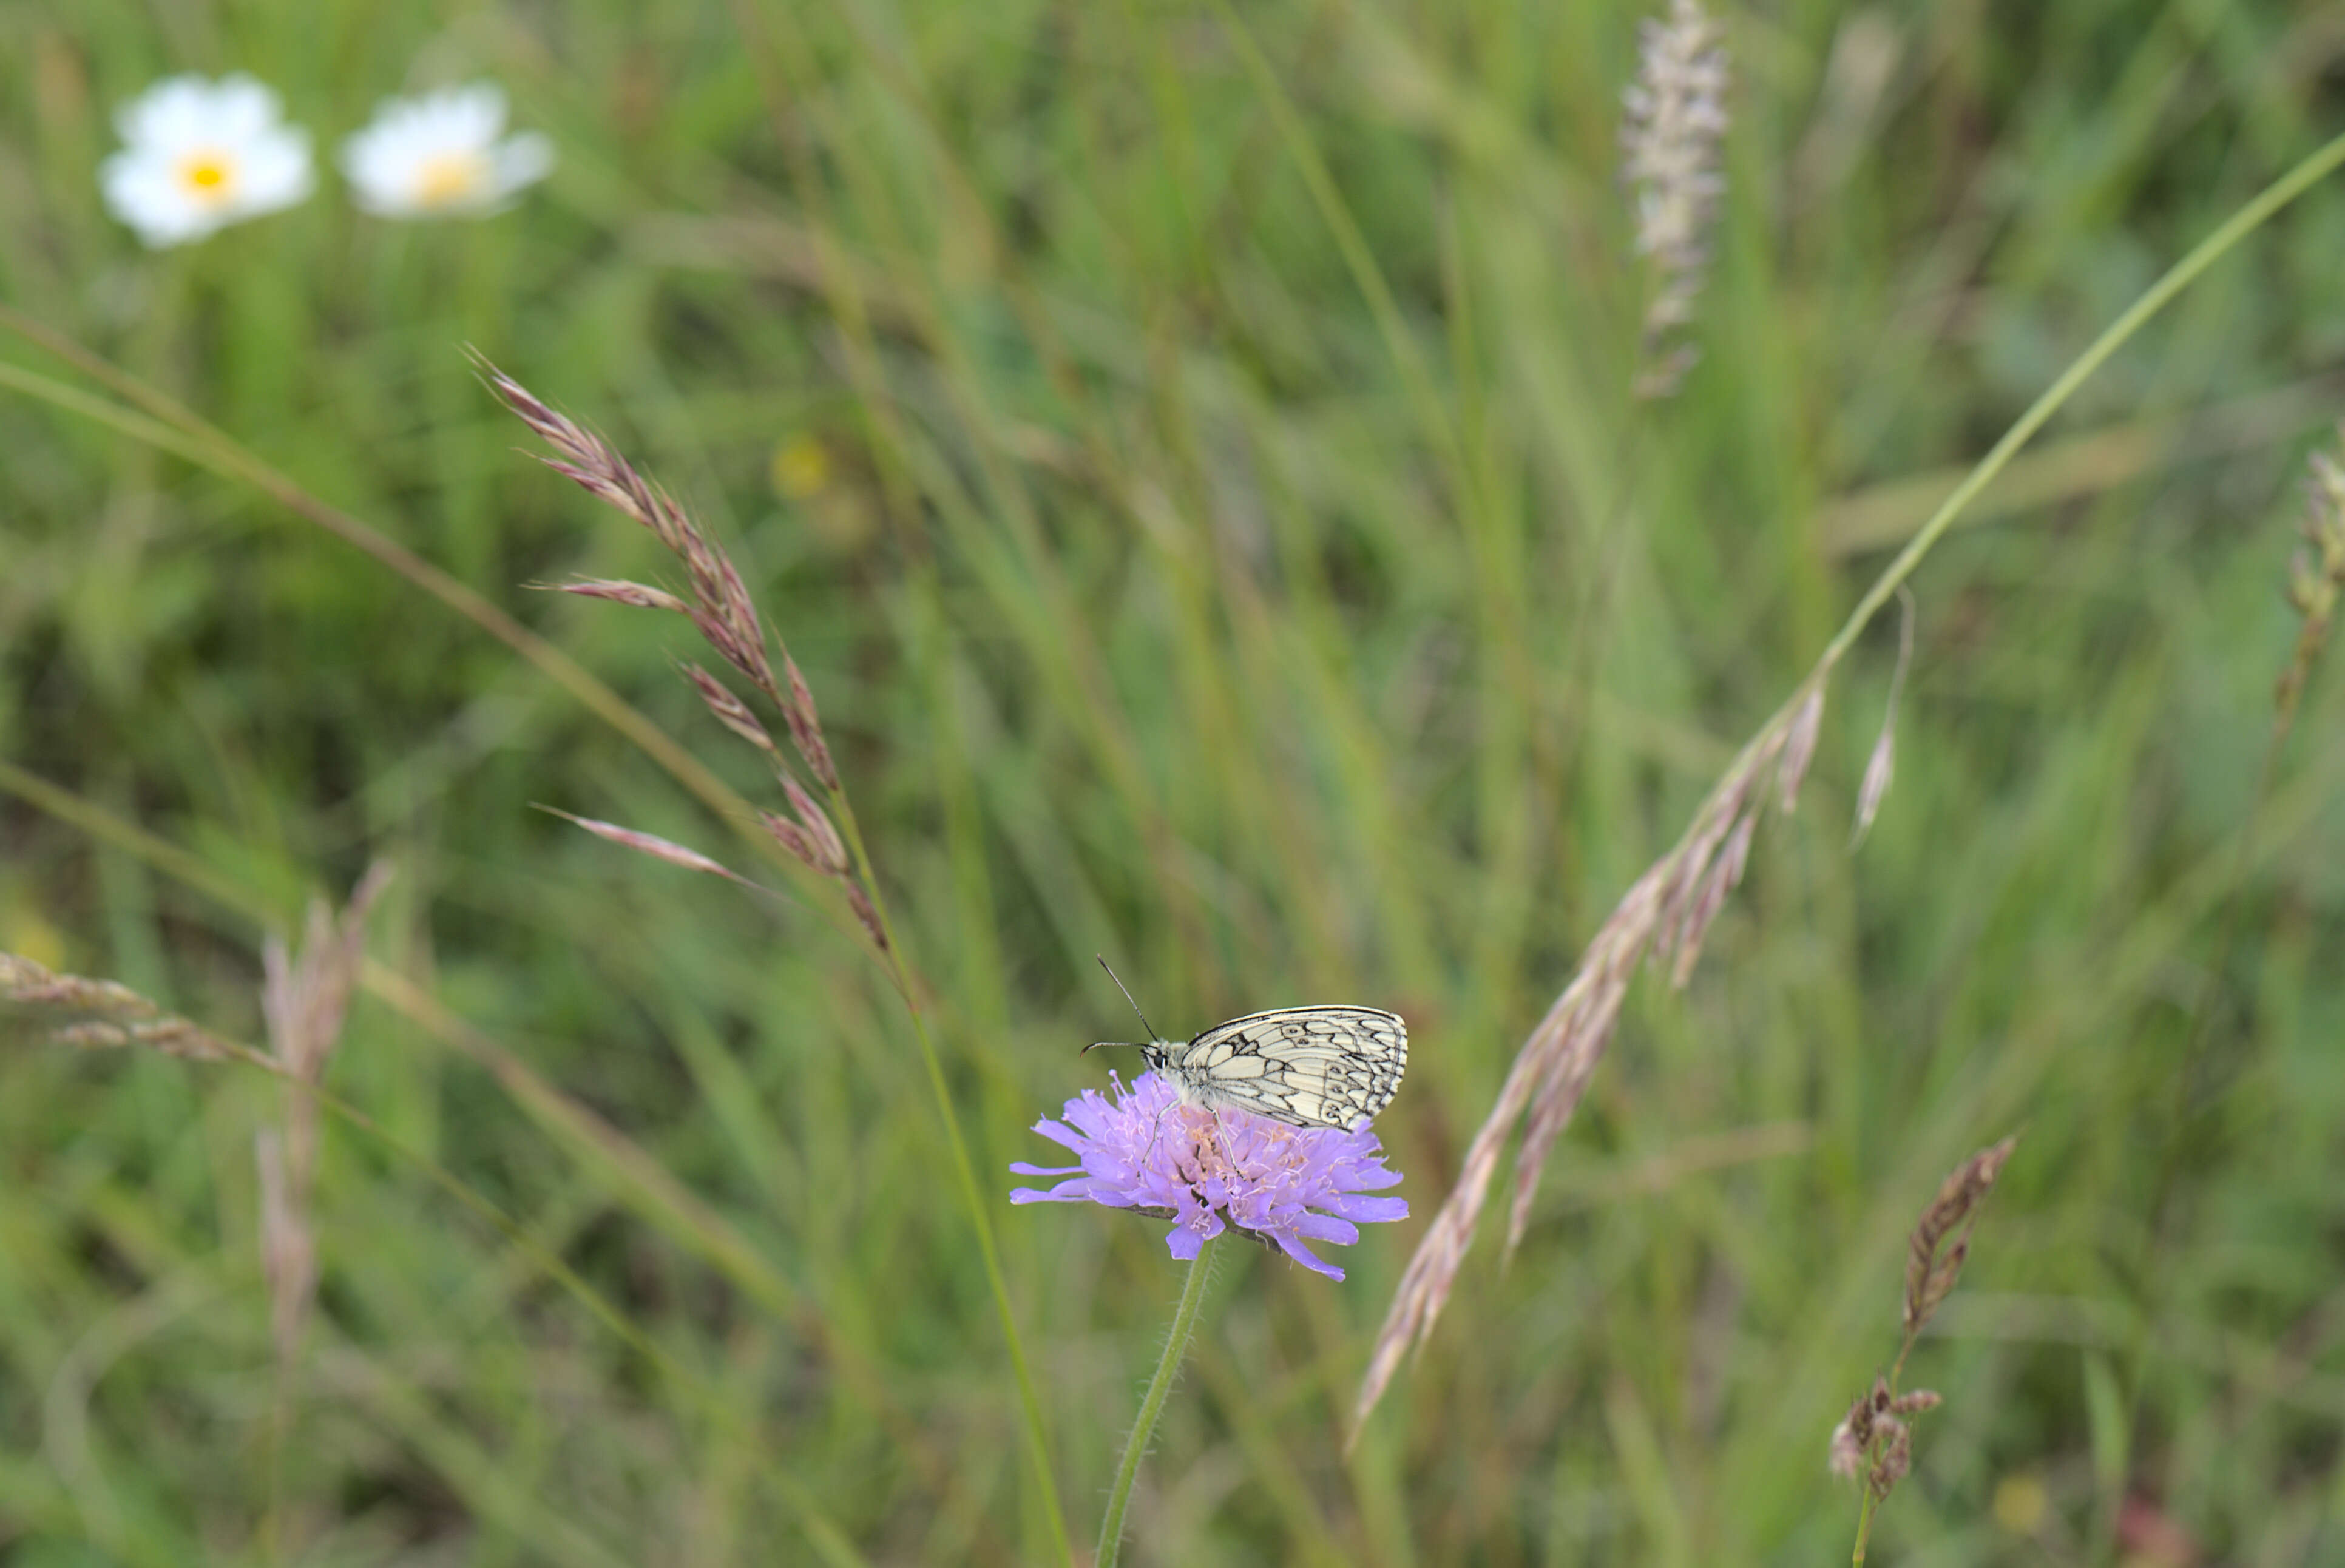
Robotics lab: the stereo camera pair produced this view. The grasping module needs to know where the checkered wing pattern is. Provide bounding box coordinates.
[1161,1007,1407,1130]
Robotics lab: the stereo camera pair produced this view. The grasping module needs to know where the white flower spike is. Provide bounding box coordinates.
[340,84,553,220]
[100,74,315,249]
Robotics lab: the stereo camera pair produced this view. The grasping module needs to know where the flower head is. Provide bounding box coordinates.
[100,74,314,248]
[1012,1072,1407,1280]
[340,84,553,219]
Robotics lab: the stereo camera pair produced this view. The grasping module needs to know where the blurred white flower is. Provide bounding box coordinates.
[340,84,553,219]
[100,73,314,248]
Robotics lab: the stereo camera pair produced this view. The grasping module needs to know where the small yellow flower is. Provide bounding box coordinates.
[340,84,553,219]
[771,433,833,499]
[1992,1472,2049,1535]
[1,905,67,972]
[100,74,314,248]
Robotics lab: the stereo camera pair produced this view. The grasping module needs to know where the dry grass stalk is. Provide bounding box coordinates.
[479,359,863,930]
[1353,675,1830,1436]
[1832,1135,2016,1556]
[1622,0,1731,399]
[1,951,243,1063]
[257,863,393,1368]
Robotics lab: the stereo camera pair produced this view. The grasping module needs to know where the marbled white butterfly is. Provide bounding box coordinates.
[1085,961,1407,1130]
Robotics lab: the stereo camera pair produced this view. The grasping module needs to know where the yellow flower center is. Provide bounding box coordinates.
[411,151,491,209]
[178,154,235,203]
[771,434,833,499]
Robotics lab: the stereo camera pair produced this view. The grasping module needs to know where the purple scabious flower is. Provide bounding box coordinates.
[1010,1072,1407,1280]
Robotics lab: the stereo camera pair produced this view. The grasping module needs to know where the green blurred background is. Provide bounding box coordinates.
[5,0,2345,1562]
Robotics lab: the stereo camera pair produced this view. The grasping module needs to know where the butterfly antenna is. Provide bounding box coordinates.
[1089,955,1160,1049]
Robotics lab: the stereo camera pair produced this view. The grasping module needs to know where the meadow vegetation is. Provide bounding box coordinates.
[4,1,2345,1562]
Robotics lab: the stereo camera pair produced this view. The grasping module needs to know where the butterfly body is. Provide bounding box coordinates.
[1105,1005,1408,1130]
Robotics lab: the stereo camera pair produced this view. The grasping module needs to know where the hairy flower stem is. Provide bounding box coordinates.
[1097,1239,1219,1568]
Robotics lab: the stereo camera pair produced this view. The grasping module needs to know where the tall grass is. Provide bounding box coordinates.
[5,2,2345,1562]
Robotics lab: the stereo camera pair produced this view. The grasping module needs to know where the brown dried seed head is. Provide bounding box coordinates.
[1829,1384,1878,1479]
[847,884,890,955]
[481,360,693,552]
[1359,705,1816,1436]
[1853,590,1916,850]
[1869,1416,1912,1498]
[1828,1416,1863,1479]
[1778,684,1825,813]
[1851,721,1895,847]
[547,809,753,886]
[1890,1388,1941,1416]
[782,656,839,791]
[255,1128,319,1366]
[1621,0,1731,400]
[2309,444,2345,543]
[682,664,777,754]
[1655,789,1747,960]
[1351,1041,1550,1441]
[1506,965,1637,1252]
[537,456,643,524]
[711,551,780,700]
[2,955,153,1015]
[4,953,243,1063]
[1670,806,1757,988]
[549,578,691,615]
[263,862,393,1084]
[1904,1135,2017,1339]
[474,357,564,441]
[52,1017,239,1063]
[757,809,821,870]
[781,774,850,874]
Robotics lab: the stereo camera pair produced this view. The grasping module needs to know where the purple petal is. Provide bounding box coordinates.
[1010,1183,1095,1204]
[1291,1212,1361,1246]
[1268,1232,1345,1280]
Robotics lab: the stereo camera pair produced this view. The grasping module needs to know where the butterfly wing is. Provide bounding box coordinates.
[1166,1006,1407,1129]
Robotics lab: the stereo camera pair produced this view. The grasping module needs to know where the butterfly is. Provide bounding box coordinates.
[1085,962,1407,1130]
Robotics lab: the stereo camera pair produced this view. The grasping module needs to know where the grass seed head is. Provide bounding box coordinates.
[545,809,753,887]
[256,864,391,1369]
[2,952,242,1063]
[1904,1134,2016,1339]
[1778,684,1826,812]
[780,774,849,874]
[1356,693,1822,1439]
[1622,0,1731,398]
[683,663,778,755]
[2278,429,2345,718]
[549,576,691,615]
